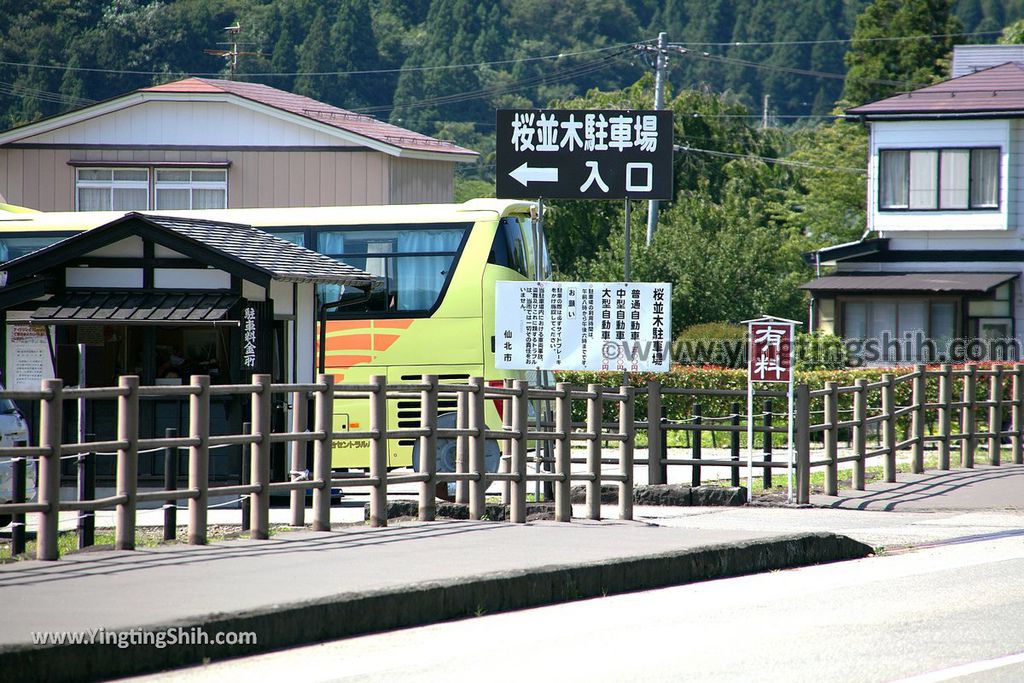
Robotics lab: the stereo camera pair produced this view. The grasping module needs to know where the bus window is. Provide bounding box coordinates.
[317,224,470,314]
[0,235,70,261]
[269,231,305,248]
[487,218,529,277]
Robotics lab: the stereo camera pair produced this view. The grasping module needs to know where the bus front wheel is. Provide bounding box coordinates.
[411,412,502,474]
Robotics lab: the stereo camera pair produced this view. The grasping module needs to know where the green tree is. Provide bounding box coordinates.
[330,0,383,110]
[842,0,962,106]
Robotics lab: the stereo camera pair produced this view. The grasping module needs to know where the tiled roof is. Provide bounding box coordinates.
[847,62,1024,116]
[142,77,477,157]
[135,213,376,285]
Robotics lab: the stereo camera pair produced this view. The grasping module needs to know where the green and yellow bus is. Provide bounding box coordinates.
[0,199,547,473]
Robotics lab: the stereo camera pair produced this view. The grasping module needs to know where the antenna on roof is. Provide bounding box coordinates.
[203,23,263,79]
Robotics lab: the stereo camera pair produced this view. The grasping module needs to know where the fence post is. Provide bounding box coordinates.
[499,378,513,505]
[368,375,388,527]
[762,399,773,489]
[795,383,811,504]
[11,457,27,555]
[824,381,838,496]
[962,364,977,468]
[469,377,486,520]
[162,427,177,542]
[289,389,308,527]
[938,364,952,470]
[989,364,1003,466]
[911,364,926,474]
[646,380,665,485]
[418,375,438,522]
[509,380,529,523]
[1013,363,1024,465]
[115,375,139,551]
[729,401,740,487]
[619,385,634,521]
[188,375,210,545]
[586,384,603,520]
[78,446,96,550]
[455,390,468,505]
[881,373,896,483]
[852,379,867,491]
[37,378,63,561]
[554,382,572,523]
[312,375,333,531]
[691,403,702,487]
[249,374,272,540]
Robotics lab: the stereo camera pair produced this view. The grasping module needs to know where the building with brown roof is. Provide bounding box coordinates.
[0,77,477,212]
[803,45,1024,364]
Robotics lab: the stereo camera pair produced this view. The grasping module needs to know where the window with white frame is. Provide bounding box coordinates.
[155,169,227,209]
[76,168,149,211]
[879,148,999,210]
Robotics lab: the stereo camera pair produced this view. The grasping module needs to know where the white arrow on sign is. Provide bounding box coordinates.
[509,162,559,187]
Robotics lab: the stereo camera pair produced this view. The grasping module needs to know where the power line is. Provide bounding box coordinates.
[675,29,1004,48]
[0,40,649,79]
[677,144,866,174]
[0,81,94,108]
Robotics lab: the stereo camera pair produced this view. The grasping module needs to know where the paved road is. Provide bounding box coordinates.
[123,534,1024,683]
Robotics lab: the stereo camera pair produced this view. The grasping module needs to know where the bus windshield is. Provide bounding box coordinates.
[316,223,470,315]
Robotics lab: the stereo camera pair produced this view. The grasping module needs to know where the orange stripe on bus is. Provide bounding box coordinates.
[324,354,373,367]
[325,320,370,331]
[374,319,414,329]
[324,334,373,351]
[374,334,400,351]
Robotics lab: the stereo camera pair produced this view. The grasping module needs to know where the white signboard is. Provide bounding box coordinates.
[495,281,672,372]
[6,323,54,390]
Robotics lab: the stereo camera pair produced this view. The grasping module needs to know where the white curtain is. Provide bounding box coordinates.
[909,151,938,209]
[396,230,463,311]
[940,150,969,209]
[879,151,908,209]
[193,188,226,209]
[317,233,345,306]
[971,149,999,208]
[78,188,109,211]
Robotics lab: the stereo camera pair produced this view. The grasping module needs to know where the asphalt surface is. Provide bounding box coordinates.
[122,534,1024,683]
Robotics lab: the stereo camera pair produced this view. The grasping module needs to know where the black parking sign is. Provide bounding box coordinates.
[495,109,673,200]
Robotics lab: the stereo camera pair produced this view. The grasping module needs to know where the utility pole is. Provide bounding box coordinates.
[762,94,771,130]
[646,32,668,246]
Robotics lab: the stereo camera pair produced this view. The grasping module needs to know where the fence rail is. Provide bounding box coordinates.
[3,362,1023,560]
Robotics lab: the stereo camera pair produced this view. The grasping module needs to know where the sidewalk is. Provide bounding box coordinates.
[0,517,869,682]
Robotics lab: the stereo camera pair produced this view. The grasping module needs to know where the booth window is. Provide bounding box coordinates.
[76,168,149,211]
[879,148,1000,210]
[155,169,228,209]
[842,299,957,363]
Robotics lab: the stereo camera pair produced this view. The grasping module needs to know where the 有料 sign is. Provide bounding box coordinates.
[495,109,673,200]
[495,281,672,372]
[748,321,794,383]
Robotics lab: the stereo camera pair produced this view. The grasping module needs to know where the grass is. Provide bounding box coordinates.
[0,524,289,562]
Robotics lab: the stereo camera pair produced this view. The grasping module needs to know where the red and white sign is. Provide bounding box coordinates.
[748,322,793,383]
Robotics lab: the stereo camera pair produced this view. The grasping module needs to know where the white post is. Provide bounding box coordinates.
[746,363,754,498]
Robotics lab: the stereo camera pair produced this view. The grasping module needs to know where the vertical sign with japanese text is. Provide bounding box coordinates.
[748,321,794,383]
[495,281,672,372]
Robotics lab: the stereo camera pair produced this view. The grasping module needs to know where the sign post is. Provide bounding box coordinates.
[743,316,801,503]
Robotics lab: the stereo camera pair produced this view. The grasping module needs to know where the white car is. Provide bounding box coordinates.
[0,391,33,528]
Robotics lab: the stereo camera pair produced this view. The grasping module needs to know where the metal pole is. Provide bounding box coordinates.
[312,375,333,531]
[533,199,547,504]
[646,31,667,247]
[419,375,438,522]
[623,198,631,282]
[115,375,139,551]
[12,457,26,556]
[691,403,702,487]
[241,421,251,532]
[746,376,754,495]
[762,400,773,489]
[787,356,795,503]
[77,446,95,550]
[162,428,177,542]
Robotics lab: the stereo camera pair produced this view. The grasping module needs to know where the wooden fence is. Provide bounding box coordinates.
[2,362,1022,561]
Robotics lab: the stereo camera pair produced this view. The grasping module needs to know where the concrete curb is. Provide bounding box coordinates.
[0,531,871,682]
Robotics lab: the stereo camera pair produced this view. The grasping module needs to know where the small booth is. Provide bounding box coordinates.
[0,212,375,483]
